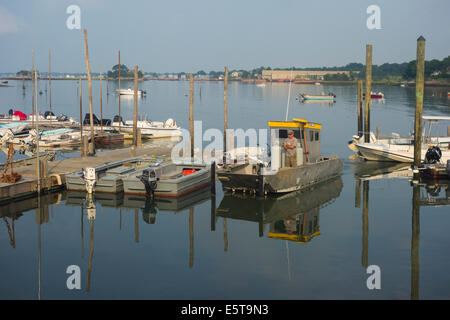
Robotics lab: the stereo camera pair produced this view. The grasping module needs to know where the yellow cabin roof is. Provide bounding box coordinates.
[268,231,321,244]
[268,118,322,130]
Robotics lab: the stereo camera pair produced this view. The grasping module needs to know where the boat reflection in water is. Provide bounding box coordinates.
[216,176,343,242]
[65,186,211,225]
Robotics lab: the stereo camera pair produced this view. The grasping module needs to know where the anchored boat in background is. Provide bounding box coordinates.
[297,92,336,101]
[118,88,146,96]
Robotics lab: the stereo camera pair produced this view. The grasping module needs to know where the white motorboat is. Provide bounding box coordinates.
[112,117,182,138]
[118,88,146,96]
[352,116,450,163]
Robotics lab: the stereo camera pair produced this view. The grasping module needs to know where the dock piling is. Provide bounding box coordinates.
[189,73,194,159]
[211,161,216,194]
[118,50,121,133]
[357,80,363,137]
[83,29,95,156]
[413,36,426,174]
[223,66,229,162]
[133,66,138,147]
[49,50,52,128]
[364,44,373,143]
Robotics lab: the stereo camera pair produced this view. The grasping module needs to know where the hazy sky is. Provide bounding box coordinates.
[0,0,449,73]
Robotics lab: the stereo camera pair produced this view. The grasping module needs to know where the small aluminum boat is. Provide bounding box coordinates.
[122,161,212,198]
[65,156,163,193]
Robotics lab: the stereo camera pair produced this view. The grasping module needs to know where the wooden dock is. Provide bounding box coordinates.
[0,142,175,204]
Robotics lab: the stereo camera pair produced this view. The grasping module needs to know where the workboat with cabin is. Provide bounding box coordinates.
[65,156,164,194]
[297,93,336,101]
[122,161,212,198]
[351,116,450,163]
[217,118,343,195]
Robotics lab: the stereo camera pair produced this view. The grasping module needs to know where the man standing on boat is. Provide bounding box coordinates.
[284,130,297,167]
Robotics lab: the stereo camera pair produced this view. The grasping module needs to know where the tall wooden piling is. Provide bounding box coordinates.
[100,64,103,132]
[223,67,229,156]
[357,80,363,137]
[83,29,95,155]
[414,36,426,171]
[133,66,138,147]
[79,77,84,157]
[48,50,52,128]
[31,49,35,128]
[118,50,121,133]
[211,161,216,194]
[364,45,373,143]
[34,70,41,192]
[189,73,194,159]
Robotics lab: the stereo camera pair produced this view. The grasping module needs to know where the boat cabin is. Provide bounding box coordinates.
[268,208,320,244]
[268,118,321,168]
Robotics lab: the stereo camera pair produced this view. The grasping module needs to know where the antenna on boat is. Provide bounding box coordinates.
[285,68,294,121]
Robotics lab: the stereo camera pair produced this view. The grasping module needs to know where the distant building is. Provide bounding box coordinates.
[262,70,350,81]
[231,71,242,78]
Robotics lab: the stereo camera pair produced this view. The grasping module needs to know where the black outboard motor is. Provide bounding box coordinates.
[142,198,157,224]
[44,111,55,119]
[424,146,442,164]
[8,109,14,116]
[138,169,159,198]
[113,115,126,126]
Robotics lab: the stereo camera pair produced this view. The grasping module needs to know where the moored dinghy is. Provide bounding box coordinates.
[65,156,164,193]
[122,161,212,198]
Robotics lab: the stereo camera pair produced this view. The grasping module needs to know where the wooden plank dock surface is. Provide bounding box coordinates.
[0,141,176,204]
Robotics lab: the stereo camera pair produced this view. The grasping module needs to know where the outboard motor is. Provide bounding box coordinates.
[8,109,14,116]
[424,146,442,164]
[164,118,176,128]
[57,114,68,122]
[113,115,125,126]
[23,129,38,146]
[138,169,159,198]
[82,167,97,194]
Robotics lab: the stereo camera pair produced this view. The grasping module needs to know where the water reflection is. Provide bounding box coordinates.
[216,176,343,242]
[353,158,450,300]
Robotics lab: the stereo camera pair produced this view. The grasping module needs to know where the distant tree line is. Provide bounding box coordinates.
[107,64,143,78]
[204,56,449,81]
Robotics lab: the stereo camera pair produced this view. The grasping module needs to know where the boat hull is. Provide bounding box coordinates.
[123,162,211,198]
[217,156,343,194]
[356,143,450,163]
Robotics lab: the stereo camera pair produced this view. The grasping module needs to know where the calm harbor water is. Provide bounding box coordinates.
[1,80,450,299]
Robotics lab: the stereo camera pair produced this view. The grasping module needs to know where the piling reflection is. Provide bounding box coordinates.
[216,176,343,243]
[353,158,450,300]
